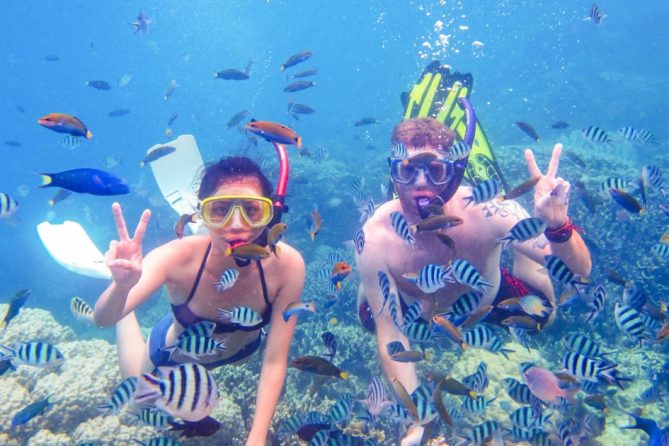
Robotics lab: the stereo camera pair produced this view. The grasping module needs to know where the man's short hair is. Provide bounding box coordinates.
[391,117,456,152]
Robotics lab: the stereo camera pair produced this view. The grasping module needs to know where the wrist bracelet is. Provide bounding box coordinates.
[544,217,583,243]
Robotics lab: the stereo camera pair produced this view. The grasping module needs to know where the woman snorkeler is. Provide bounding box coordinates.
[94,155,305,445]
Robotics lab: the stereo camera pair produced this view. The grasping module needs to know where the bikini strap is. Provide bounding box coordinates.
[256,260,271,306]
[185,243,212,304]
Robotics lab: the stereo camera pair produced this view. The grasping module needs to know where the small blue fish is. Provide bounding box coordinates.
[38,168,129,195]
[0,288,30,332]
[321,331,337,362]
[12,395,54,427]
[282,302,315,322]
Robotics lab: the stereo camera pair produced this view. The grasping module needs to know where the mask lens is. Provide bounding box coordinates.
[427,160,451,184]
[200,196,273,228]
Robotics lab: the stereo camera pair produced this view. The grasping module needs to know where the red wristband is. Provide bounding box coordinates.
[544,217,583,243]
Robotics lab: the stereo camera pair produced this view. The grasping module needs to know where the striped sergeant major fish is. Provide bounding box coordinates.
[449,141,471,161]
[510,406,551,428]
[354,228,365,255]
[502,378,534,404]
[614,302,654,347]
[617,126,641,142]
[486,336,515,359]
[0,192,19,219]
[405,263,451,293]
[321,331,337,362]
[359,197,376,223]
[651,243,669,260]
[581,125,612,144]
[447,291,484,320]
[463,178,502,207]
[70,296,95,324]
[402,321,433,342]
[390,142,407,159]
[135,363,219,421]
[543,255,587,289]
[508,326,532,353]
[180,321,216,339]
[218,305,262,327]
[449,259,492,292]
[0,341,64,368]
[163,335,228,360]
[377,271,391,315]
[455,421,502,446]
[132,438,181,446]
[589,4,605,24]
[562,334,611,359]
[97,376,138,415]
[562,351,630,390]
[463,325,496,347]
[390,211,415,249]
[461,395,495,413]
[133,407,173,427]
[402,301,423,326]
[585,283,606,323]
[623,281,647,310]
[597,177,633,198]
[638,129,659,145]
[641,165,666,198]
[364,376,391,417]
[327,394,353,425]
[496,217,546,248]
[213,268,239,293]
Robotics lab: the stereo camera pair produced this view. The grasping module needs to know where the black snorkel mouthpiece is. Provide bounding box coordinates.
[235,141,290,268]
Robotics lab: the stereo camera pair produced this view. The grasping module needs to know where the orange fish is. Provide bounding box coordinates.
[331,261,352,291]
[245,119,302,148]
[38,113,92,139]
[308,210,322,241]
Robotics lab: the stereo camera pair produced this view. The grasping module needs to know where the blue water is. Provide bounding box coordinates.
[1,1,668,444]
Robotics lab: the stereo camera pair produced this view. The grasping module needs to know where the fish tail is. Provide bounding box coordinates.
[310,232,315,241]
[38,174,53,188]
[86,130,93,140]
[295,136,302,149]
[96,403,114,415]
[339,371,349,380]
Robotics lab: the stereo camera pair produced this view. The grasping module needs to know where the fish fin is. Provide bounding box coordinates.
[86,130,93,140]
[339,371,349,380]
[296,136,302,149]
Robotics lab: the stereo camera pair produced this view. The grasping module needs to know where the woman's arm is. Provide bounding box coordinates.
[246,247,305,445]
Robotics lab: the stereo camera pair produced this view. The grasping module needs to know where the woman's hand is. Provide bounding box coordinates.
[524,143,570,228]
[105,202,151,289]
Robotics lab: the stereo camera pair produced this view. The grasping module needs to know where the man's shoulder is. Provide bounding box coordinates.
[361,199,398,238]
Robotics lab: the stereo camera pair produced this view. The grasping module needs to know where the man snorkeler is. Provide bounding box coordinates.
[355,117,591,444]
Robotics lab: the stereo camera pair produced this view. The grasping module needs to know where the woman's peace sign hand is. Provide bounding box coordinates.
[105,202,151,289]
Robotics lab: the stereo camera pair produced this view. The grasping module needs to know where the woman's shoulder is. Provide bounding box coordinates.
[270,241,305,275]
[145,235,210,267]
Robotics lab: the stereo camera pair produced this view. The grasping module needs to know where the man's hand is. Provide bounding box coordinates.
[524,143,570,228]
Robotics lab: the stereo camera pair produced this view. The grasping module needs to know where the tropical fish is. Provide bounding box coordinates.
[225,243,269,260]
[449,141,471,160]
[614,302,653,346]
[589,4,605,25]
[581,125,611,144]
[133,408,173,428]
[515,121,540,142]
[410,214,462,233]
[290,68,318,79]
[390,211,415,248]
[38,168,129,195]
[564,150,586,168]
[108,108,131,117]
[432,314,467,350]
[11,395,53,427]
[38,113,92,139]
[226,110,249,129]
[141,145,177,167]
[522,366,577,405]
[609,188,643,214]
[280,51,313,71]
[463,179,502,207]
[282,302,315,322]
[0,341,64,368]
[174,213,195,239]
[287,101,315,116]
[307,210,322,241]
[164,80,178,101]
[283,80,316,92]
[97,376,139,415]
[449,259,492,291]
[245,119,302,148]
[131,11,151,34]
[496,217,546,247]
[84,80,111,90]
[267,223,287,256]
[500,177,540,201]
[213,268,239,293]
[4,140,21,147]
[218,306,262,327]
[0,193,19,219]
[289,355,348,379]
[0,289,30,332]
[164,335,228,360]
[331,261,352,291]
[70,296,95,324]
[406,264,450,293]
[214,60,253,80]
[354,228,365,255]
[551,121,569,129]
[321,332,337,362]
[354,117,378,126]
[134,363,219,421]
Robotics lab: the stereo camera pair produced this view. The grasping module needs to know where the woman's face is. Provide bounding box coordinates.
[204,177,268,248]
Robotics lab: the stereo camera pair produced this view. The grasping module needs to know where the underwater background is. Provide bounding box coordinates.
[1,1,668,445]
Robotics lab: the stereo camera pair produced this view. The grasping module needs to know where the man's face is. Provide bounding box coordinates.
[391,144,451,215]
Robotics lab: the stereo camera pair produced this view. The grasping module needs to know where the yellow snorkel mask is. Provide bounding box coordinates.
[198,195,274,229]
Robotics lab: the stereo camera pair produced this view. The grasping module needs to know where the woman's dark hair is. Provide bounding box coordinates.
[198,156,273,200]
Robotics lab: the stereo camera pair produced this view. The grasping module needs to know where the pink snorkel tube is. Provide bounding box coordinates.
[270,142,289,225]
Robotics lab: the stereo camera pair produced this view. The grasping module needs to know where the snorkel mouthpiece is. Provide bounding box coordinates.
[416,197,432,218]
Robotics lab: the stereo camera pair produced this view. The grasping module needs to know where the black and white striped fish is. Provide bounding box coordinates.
[457,421,502,446]
[70,296,95,324]
[589,3,605,24]
[597,177,632,197]
[321,331,337,362]
[510,406,550,428]
[388,295,400,328]
[364,376,390,417]
[134,363,219,421]
[449,141,471,160]
[412,264,451,293]
[213,268,238,293]
[544,255,586,288]
[461,395,494,413]
[462,362,489,393]
[463,179,502,207]
[0,193,19,218]
[390,143,407,159]
[641,165,665,196]
[390,211,415,248]
[617,126,640,142]
[315,146,329,163]
[97,376,138,415]
[638,129,659,145]
[502,378,534,404]
[614,302,653,346]
[0,341,64,368]
[651,243,669,260]
[359,198,376,223]
[449,259,492,291]
[585,283,606,323]
[377,271,391,315]
[486,336,515,359]
[463,325,496,347]
[622,281,647,310]
[402,321,433,342]
[352,176,366,192]
[496,217,546,248]
[354,228,365,255]
[509,326,532,353]
[134,407,173,427]
[218,306,262,326]
[328,394,353,425]
[562,334,610,359]
[448,291,483,319]
[402,301,423,327]
[581,126,611,144]
[164,335,228,360]
[181,321,216,339]
[386,341,406,356]
[562,351,627,388]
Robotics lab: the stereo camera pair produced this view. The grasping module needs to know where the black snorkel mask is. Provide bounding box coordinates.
[416,97,477,218]
[234,141,290,268]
